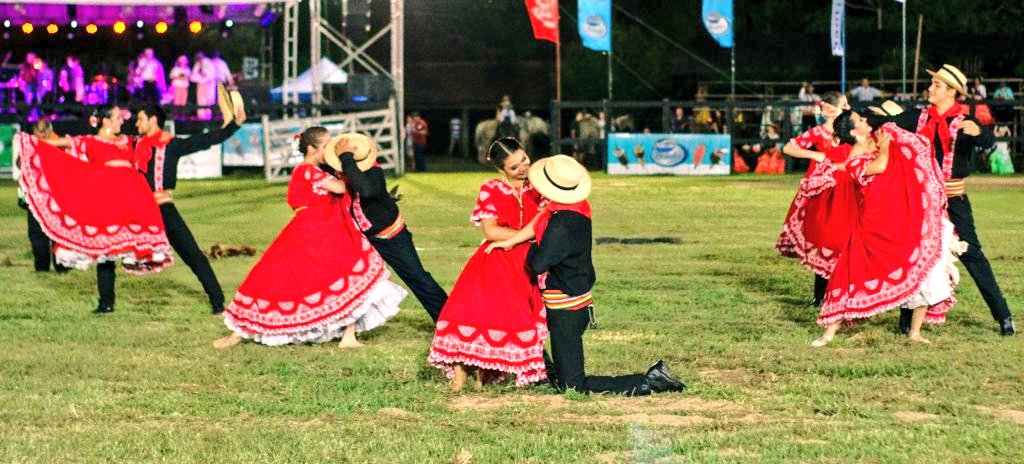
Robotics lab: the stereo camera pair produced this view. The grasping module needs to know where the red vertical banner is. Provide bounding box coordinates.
[525,0,560,44]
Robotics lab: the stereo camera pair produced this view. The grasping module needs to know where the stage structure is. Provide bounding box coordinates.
[274,0,405,176]
[3,0,405,175]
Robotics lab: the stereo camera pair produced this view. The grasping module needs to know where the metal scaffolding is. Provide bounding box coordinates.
[278,0,405,173]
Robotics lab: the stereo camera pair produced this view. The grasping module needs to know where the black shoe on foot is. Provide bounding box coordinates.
[999,318,1016,336]
[897,308,912,335]
[809,298,822,307]
[211,305,224,315]
[642,360,686,393]
[93,305,114,314]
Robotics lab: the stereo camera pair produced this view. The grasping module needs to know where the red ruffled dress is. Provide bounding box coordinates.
[428,179,548,386]
[15,133,173,274]
[223,164,406,346]
[776,126,857,277]
[818,124,958,326]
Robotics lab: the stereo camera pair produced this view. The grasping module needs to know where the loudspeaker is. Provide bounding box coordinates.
[236,79,271,106]
[345,74,393,103]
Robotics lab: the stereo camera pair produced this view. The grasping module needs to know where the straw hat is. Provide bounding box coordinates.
[867,100,904,117]
[324,132,378,172]
[217,83,234,128]
[926,64,969,95]
[528,154,592,204]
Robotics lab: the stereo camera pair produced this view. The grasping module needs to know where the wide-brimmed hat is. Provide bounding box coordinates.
[867,100,904,117]
[324,132,378,172]
[528,154,592,204]
[926,64,969,95]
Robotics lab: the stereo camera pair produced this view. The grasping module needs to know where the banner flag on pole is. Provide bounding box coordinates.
[525,0,560,44]
[578,0,612,52]
[701,0,733,48]
[831,0,845,56]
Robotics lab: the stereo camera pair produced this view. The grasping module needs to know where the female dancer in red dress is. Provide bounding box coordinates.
[777,92,852,306]
[17,106,174,312]
[812,111,960,347]
[215,127,406,348]
[428,137,548,391]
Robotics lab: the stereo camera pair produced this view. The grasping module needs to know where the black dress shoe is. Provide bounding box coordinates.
[642,360,686,393]
[93,305,114,314]
[999,318,1016,337]
[897,308,912,335]
[809,298,822,307]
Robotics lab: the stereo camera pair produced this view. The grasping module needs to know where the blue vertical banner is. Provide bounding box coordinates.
[830,0,845,56]
[701,0,733,48]
[578,0,612,52]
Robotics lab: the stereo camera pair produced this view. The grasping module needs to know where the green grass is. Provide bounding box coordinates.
[1,172,1022,463]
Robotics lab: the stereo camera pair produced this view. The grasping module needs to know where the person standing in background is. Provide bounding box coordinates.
[190,52,216,120]
[169,56,192,109]
[411,112,429,172]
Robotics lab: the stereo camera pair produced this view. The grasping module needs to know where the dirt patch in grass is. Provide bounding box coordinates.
[448,394,570,412]
[594,451,677,464]
[587,330,657,344]
[449,394,758,429]
[965,176,1024,187]
[378,407,419,421]
[974,406,1024,425]
[893,411,940,423]
[563,412,711,427]
[697,367,766,387]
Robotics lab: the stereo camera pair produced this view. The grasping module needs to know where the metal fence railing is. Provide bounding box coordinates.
[549,99,1024,173]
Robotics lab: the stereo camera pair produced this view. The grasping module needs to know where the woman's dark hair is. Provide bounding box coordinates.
[299,126,330,155]
[90,105,118,128]
[487,136,523,169]
[833,110,859,145]
[821,91,844,107]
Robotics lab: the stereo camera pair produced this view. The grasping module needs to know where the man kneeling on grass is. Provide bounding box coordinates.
[488,155,685,396]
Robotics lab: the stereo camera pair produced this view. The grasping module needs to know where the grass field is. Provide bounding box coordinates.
[1,171,1022,463]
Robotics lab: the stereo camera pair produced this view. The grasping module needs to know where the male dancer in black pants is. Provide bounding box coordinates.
[493,155,685,396]
[896,64,1014,336]
[19,119,68,273]
[324,133,447,322]
[91,103,242,314]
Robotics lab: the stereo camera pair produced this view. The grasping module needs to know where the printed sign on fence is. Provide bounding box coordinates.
[606,133,731,175]
[222,122,265,167]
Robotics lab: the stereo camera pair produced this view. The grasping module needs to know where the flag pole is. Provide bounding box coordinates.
[840,4,846,93]
[607,52,613,100]
[556,38,562,101]
[901,0,907,97]
[730,46,735,101]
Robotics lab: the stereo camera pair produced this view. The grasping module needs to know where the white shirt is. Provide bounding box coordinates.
[850,85,882,102]
[212,57,232,84]
[139,57,159,82]
[191,58,215,85]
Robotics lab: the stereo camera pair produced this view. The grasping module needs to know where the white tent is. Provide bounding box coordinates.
[271,58,348,100]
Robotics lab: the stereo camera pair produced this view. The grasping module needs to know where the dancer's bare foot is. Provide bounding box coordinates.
[213,334,242,349]
[908,332,931,344]
[337,325,365,349]
[337,338,365,349]
[450,364,469,392]
[473,368,485,391]
[811,322,841,348]
[810,335,834,348]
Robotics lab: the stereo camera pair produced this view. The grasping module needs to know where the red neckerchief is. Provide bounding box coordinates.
[134,130,171,173]
[534,200,592,244]
[920,102,962,158]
